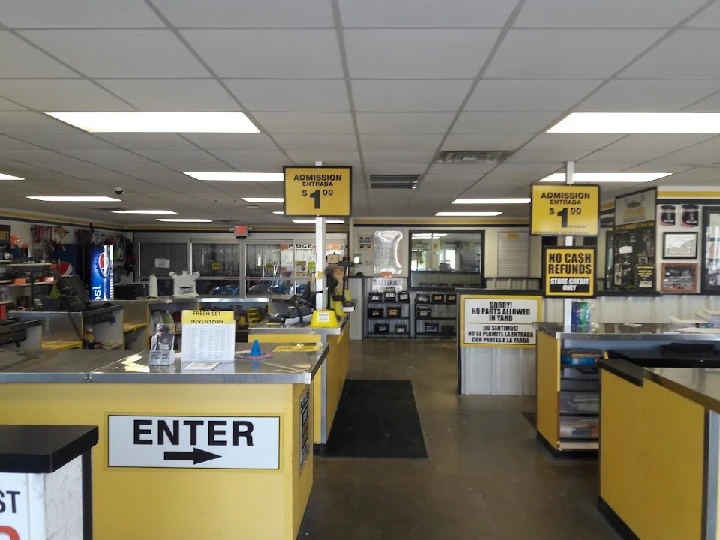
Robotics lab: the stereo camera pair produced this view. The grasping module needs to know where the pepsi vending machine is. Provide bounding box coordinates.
[90,245,114,301]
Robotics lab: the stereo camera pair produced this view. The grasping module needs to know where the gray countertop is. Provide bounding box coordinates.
[0,319,42,334]
[250,319,347,336]
[537,322,720,342]
[0,345,327,384]
[143,296,282,304]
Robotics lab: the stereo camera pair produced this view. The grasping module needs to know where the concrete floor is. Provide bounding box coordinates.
[299,339,619,540]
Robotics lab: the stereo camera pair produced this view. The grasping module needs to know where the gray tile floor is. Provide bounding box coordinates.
[299,339,619,540]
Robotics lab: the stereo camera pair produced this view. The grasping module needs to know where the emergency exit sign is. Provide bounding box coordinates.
[108,415,280,470]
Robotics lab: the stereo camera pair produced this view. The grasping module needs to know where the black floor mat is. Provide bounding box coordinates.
[323,379,428,459]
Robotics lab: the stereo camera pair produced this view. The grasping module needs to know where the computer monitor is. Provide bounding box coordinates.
[57,275,90,303]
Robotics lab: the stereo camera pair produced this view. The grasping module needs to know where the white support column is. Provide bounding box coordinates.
[563,161,575,330]
[314,160,326,310]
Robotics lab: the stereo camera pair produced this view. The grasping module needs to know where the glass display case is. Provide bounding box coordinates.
[702,206,720,293]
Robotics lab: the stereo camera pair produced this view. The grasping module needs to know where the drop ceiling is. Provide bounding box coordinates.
[0,0,718,225]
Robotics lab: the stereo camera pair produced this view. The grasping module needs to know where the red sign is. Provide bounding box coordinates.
[0,526,20,540]
[234,225,248,238]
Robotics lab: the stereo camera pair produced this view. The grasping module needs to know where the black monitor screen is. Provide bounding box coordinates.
[57,275,90,303]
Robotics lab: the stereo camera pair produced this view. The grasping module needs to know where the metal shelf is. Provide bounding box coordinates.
[366,333,410,338]
[416,316,456,321]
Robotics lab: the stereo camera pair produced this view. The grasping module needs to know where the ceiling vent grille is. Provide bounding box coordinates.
[369,174,420,190]
[436,150,513,164]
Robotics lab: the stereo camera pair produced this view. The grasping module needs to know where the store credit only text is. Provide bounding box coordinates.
[465,325,536,345]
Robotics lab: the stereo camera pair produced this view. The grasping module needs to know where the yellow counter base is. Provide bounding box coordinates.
[0,382,313,540]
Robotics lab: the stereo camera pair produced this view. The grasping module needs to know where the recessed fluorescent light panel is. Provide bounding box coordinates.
[0,173,23,180]
[453,198,530,204]
[184,172,283,182]
[46,112,259,133]
[436,211,502,217]
[272,211,285,215]
[111,210,177,215]
[242,198,284,203]
[540,173,671,183]
[27,196,121,202]
[157,219,213,223]
[293,219,344,224]
[548,112,720,134]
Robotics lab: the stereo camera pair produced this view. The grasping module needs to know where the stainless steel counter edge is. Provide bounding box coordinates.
[250,319,347,336]
[536,322,720,342]
[88,347,328,385]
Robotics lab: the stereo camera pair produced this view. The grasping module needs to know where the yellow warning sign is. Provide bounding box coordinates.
[531,184,600,236]
[181,310,234,324]
[273,344,323,353]
[543,247,597,298]
[284,166,352,217]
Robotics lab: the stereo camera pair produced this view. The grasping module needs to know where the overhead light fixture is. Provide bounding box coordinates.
[0,173,23,180]
[45,112,260,133]
[453,198,530,204]
[548,112,720,134]
[156,218,213,223]
[293,219,344,224]
[540,172,671,183]
[184,172,283,182]
[111,210,177,215]
[436,211,502,217]
[242,198,284,203]
[27,195,121,202]
[412,233,447,239]
[272,211,285,215]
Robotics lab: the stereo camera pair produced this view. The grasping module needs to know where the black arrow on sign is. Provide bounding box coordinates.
[163,448,221,465]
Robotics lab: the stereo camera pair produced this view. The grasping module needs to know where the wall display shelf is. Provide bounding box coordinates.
[411,290,457,339]
[364,282,411,338]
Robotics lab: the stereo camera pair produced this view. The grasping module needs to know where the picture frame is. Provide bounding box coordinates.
[663,232,698,259]
[661,263,699,293]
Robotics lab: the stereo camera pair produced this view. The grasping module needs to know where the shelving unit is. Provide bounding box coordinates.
[365,290,411,338]
[413,291,457,339]
[0,261,53,308]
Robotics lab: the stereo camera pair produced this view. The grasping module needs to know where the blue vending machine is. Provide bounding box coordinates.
[90,245,114,301]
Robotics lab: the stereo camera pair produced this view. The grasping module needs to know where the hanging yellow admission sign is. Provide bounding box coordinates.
[284,166,352,217]
[530,184,600,236]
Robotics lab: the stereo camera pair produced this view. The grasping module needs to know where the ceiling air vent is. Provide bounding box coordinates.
[436,150,513,164]
[370,174,420,190]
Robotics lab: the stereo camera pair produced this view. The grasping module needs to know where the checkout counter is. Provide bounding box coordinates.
[0,345,327,540]
[249,317,350,447]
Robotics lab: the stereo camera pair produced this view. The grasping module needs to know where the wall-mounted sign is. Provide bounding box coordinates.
[543,247,597,298]
[284,166,352,217]
[108,415,281,470]
[530,184,600,236]
[461,295,542,348]
[0,473,29,539]
[234,225,248,238]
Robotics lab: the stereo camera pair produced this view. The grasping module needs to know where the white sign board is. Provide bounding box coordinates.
[0,473,29,539]
[108,415,281,470]
[464,298,539,325]
[462,296,541,348]
[181,311,236,363]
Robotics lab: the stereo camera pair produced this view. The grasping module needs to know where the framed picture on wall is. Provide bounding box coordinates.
[661,263,698,293]
[663,232,698,259]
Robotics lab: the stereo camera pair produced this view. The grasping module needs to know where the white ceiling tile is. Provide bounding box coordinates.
[442,134,534,150]
[98,79,239,111]
[225,79,349,112]
[20,30,209,77]
[0,149,76,162]
[60,150,149,163]
[339,0,516,27]
[286,151,359,164]
[344,29,499,79]
[96,134,197,150]
[427,162,495,175]
[364,151,435,164]
[621,31,720,79]
[0,0,164,27]
[515,0,707,27]
[0,137,46,150]
[505,149,590,163]
[253,112,354,134]
[452,112,560,134]
[603,135,716,152]
[184,134,279,151]
[492,162,560,175]
[11,133,117,150]
[688,2,720,27]
[486,29,664,79]
[136,149,223,165]
[578,150,667,164]
[577,80,720,112]
[0,112,79,133]
[153,0,334,27]
[522,134,624,152]
[466,80,601,112]
[0,97,25,111]
[365,164,428,175]
[37,161,132,180]
[181,30,342,78]
[351,80,472,112]
[360,134,443,151]
[209,150,288,166]
[0,33,77,77]
[357,113,454,134]
[274,134,358,151]
[683,91,720,112]
[0,80,132,111]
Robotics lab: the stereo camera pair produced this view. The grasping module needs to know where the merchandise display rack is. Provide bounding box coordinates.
[365,288,411,338]
[413,290,458,339]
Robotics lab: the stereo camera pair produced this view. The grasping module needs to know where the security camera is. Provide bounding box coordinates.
[114,187,125,195]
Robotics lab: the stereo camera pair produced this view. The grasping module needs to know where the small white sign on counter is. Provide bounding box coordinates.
[462,296,541,348]
[108,415,280,470]
[181,310,235,363]
[0,473,29,539]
